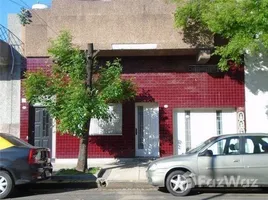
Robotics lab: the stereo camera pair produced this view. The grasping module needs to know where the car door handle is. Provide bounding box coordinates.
[233,159,240,162]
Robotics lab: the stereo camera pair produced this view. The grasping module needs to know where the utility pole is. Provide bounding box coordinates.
[77,43,94,172]
[86,43,99,90]
[86,43,94,91]
[77,43,100,172]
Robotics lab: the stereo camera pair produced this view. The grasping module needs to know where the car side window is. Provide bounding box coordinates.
[261,138,268,153]
[207,139,227,156]
[245,138,254,154]
[227,138,240,155]
[245,136,268,154]
[207,137,240,156]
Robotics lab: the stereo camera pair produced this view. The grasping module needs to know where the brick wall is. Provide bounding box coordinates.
[23,56,245,158]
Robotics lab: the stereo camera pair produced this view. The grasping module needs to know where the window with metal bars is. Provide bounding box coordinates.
[216,110,222,135]
[185,111,191,152]
[89,104,122,135]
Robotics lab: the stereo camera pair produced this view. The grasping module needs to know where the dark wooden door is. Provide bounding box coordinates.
[32,107,52,150]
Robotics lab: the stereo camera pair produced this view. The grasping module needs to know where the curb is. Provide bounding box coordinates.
[34,168,155,190]
[34,180,154,190]
[41,168,104,184]
[39,174,99,185]
[103,181,155,189]
[32,182,99,189]
[41,178,97,184]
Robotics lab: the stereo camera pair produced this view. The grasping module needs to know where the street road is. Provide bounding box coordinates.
[7,187,268,200]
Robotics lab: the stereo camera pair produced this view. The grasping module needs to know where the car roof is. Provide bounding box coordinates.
[0,132,33,148]
[217,133,268,138]
[0,132,20,138]
[0,132,14,137]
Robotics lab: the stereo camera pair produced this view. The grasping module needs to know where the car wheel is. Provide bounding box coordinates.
[0,171,13,199]
[166,170,194,196]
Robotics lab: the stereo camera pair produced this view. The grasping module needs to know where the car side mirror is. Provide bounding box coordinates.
[199,149,213,157]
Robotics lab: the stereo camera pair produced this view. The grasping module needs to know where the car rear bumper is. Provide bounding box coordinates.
[15,164,53,185]
[146,169,166,187]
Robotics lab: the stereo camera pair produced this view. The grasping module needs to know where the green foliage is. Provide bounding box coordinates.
[18,8,32,26]
[94,59,136,104]
[23,31,136,137]
[174,0,268,70]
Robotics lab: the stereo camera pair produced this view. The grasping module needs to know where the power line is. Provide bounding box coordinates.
[8,0,24,8]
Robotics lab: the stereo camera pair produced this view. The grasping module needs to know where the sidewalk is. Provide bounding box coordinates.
[42,158,155,189]
[99,159,153,188]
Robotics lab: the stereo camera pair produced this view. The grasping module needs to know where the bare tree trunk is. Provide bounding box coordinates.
[76,119,90,172]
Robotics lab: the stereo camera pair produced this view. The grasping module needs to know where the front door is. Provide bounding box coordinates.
[135,103,159,157]
[30,107,52,150]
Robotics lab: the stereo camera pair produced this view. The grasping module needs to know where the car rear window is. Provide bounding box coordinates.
[0,134,32,147]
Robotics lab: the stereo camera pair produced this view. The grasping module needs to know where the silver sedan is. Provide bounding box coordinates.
[147,133,268,196]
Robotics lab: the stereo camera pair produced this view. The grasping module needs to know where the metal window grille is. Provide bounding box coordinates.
[137,106,144,149]
[185,111,191,152]
[216,110,223,153]
[216,110,222,135]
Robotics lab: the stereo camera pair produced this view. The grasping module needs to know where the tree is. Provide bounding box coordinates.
[23,31,136,172]
[18,7,32,26]
[174,0,268,70]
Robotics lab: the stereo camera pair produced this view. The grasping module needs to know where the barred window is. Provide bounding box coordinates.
[89,104,122,135]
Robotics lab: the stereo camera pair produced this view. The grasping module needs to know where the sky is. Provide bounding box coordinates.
[0,0,52,28]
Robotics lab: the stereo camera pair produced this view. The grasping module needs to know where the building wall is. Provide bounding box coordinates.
[8,15,22,46]
[22,56,245,158]
[0,40,21,137]
[0,15,25,137]
[245,53,268,133]
[23,0,214,56]
[20,57,51,141]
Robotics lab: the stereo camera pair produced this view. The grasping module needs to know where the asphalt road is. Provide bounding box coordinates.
[6,187,268,200]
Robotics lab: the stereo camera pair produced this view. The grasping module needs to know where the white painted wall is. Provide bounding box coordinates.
[0,15,22,137]
[245,53,268,133]
[0,65,20,137]
[0,40,21,137]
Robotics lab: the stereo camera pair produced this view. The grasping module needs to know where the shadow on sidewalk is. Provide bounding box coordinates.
[98,158,154,179]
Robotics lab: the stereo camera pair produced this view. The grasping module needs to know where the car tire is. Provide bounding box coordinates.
[0,171,14,199]
[166,170,194,196]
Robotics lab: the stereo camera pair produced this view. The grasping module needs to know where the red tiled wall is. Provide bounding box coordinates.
[23,56,245,159]
[20,58,52,142]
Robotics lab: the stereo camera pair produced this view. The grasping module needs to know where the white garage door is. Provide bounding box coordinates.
[174,110,237,155]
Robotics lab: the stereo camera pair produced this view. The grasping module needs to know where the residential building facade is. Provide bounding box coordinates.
[5,0,251,164]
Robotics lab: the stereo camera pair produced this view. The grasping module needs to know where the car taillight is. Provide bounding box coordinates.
[28,149,38,164]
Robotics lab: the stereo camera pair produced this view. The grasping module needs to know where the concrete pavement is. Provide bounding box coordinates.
[101,159,149,180]
[100,159,151,188]
[47,158,153,189]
